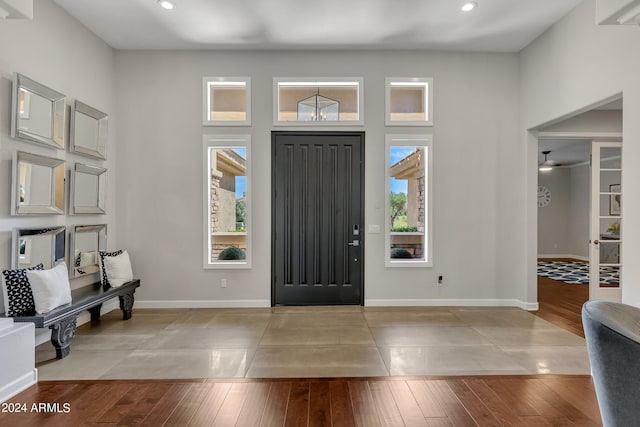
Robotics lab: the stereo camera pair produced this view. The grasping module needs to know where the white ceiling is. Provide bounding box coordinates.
[538,139,592,167]
[53,0,583,52]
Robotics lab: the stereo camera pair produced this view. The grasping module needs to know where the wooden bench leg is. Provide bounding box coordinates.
[89,303,103,321]
[119,292,135,320]
[50,315,78,359]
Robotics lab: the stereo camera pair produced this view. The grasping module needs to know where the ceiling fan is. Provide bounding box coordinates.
[539,150,562,171]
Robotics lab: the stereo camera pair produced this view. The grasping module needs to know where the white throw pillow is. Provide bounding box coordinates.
[80,251,97,267]
[99,250,123,288]
[26,263,72,314]
[103,251,133,288]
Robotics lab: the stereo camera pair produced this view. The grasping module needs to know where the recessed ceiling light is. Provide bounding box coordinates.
[461,2,478,12]
[158,0,175,10]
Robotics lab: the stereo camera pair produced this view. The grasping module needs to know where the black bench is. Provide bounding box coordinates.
[1,279,140,359]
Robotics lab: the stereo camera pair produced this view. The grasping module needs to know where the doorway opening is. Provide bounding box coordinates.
[533,96,622,334]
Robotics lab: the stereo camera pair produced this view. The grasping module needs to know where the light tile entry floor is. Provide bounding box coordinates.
[35,306,591,380]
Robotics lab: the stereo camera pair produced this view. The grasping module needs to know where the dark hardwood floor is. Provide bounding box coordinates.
[533,258,590,338]
[534,275,589,338]
[1,376,601,426]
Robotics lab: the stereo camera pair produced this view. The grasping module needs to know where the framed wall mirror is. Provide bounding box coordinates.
[11,73,66,149]
[69,224,106,278]
[12,226,66,269]
[70,100,108,159]
[11,151,65,215]
[70,163,106,214]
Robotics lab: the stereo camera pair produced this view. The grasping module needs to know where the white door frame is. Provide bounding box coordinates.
[589,141,622,302]
[532,131,622,306]
[527,93,623,309]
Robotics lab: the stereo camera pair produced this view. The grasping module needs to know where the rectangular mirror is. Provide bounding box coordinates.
[69,224,106,278]
[71,163,106,214]
[12,226,66,269]
[70,100,108,159]
[11,151,65,215]
[11,73,65,149]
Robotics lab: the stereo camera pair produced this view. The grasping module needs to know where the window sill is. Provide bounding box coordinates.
[212,232,247,236]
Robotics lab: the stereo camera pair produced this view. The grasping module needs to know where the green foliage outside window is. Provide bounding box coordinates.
[390,247,413,259]
[390,226,418,232]
[218,247,246,260]
[390,192,407,228]
[236,201,246,224]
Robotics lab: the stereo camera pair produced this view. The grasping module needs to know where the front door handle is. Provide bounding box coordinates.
[348,240,360,247]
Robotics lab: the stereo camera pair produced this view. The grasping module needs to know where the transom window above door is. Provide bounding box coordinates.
[274,78,364,126]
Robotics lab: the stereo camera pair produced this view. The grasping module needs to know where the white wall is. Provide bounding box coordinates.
[520,0,640,305]
[541,110,623,134]
[569,165,591,259]
[6,0,635,313]
[536,163,597,260]
[0,0,117,314]
[115,50,522,307]
[537,165,592,260]
[538,168,571,256]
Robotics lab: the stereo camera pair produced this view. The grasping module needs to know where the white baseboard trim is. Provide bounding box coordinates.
[365,299,539,311]
[135,300,271,309]
[0,369,37,403]
[519,301,540,311]
[137,299,539,310]
[538,254,588,261]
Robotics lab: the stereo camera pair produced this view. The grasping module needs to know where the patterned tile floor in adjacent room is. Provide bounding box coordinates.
[35,306,591,380]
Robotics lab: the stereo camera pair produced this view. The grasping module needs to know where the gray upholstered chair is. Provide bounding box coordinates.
[582,300,640,427]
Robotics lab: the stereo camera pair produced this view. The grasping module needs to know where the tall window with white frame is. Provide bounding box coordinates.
[203,135,251,268]
[385,135,433,267]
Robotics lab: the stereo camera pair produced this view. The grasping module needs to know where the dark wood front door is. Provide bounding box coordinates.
[272,132,364,306]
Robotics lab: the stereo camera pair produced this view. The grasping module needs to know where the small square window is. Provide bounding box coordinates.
[385,78,433,126]
[203,77,251,126]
